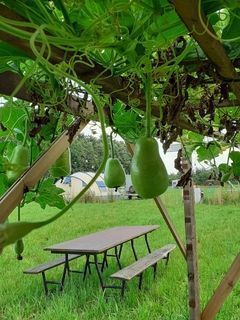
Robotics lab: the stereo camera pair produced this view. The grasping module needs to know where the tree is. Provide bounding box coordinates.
[192,169,211,186]
[70,135,131,173]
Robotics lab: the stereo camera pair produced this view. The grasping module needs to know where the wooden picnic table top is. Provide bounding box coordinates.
[44,225,159,254]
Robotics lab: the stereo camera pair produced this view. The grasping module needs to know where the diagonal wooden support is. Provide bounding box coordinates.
[153,197,186,259]
[126,143,186,259]
[182,160,201,320]
[201,253,240,320]
[0,121,87,223]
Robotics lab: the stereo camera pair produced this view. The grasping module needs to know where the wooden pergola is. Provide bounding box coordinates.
[0,1,240,319]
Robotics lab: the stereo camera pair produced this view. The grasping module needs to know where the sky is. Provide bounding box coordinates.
[81,121,231,174]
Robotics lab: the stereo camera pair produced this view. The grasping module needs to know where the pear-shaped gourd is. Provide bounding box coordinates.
[6,145,29,185]
[104,158,125,189]
[50,148,71,178]
[130,137,168,198]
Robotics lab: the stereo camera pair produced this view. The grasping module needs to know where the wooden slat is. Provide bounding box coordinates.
[201,253,240,320]
[24,254,81,274]
[126,143,186,259]
[0,121,87,223]
[172,0,240,101]
[111,244,176,280]
[182,160,201,320]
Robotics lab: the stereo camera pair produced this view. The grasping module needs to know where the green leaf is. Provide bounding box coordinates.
[232,163,240,176]
[229,151,240,164]
[218,163,232,174]
[221,172,232,183]
[196,142,221,162]
[34,178,65,209]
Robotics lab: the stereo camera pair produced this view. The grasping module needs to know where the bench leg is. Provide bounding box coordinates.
[138,273,143,290]
[121,280,126,297]
[131,239,138,261]
[165,253,170,266]
[42,272,49,296]
[153,263,157,279]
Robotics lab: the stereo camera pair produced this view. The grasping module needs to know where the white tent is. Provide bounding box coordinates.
[56,172,121,201]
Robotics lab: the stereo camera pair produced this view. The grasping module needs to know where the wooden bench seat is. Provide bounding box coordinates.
[24,254,82,295]
[109,244,176,296]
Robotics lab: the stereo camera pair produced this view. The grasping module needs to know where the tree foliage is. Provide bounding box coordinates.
[71,135,131,173]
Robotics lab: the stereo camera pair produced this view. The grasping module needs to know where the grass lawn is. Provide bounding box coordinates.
[0,188,239,320]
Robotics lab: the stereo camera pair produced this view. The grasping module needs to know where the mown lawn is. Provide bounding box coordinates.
[0,188,239,320]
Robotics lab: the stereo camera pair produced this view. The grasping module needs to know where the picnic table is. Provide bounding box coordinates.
[44,225,159,290]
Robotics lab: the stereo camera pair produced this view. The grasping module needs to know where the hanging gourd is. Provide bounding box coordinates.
[14,239,24,260]
[13,205,24,260]
[6,119,29,185]
[130,73,168,198]
[50,147,71,178]
[104,132,125,190]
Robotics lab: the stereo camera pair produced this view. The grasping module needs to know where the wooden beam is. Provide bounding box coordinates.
[153,197,187,259]
[0,121,87,223]
[182,159,201,320]
[127,143,186,259]
[172,0,240,101]
[201,253,240,320]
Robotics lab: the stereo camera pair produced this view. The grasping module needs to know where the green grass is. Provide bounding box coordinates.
[0,188,240,320]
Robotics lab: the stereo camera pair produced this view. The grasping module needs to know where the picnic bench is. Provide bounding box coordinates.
[44,225,159,291]
[24,254,82,295]
[108,244,176,296]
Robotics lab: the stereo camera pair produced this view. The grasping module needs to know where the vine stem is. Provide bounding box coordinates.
[110,131,115,158]
[145,73,152,138]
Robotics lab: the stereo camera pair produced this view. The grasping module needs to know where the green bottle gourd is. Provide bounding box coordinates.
[104,158,125,189]
[6,145,29,185]
[50,148,71,178]
[130,73,168,199]
[104,132,125,190]
[131,137,168,198]
[14,239,24,260]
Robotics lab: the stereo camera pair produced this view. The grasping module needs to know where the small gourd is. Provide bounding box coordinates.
[50,148,71,178]
[6,145,29,185]
[104,132,125,190]
[130,137,168,199]
[14,238,24,260]
[104,158,125,190]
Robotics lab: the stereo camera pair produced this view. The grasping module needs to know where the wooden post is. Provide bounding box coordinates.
[182,159,201,320]
[126,143,186,260]
[0,121,87,223]
[201,253,240,320]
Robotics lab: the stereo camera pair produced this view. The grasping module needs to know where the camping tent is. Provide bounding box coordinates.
[56,172,121,201]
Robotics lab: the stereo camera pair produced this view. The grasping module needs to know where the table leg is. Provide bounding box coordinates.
[118,244,123,259]
[131,239,138,260]
[114,246,122,269]
[101,251,108,272]
[42,272,48,296]
[61,253,69,288]
[83,255,90,281]
[144,234,151,253]
[94,255,105,291]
